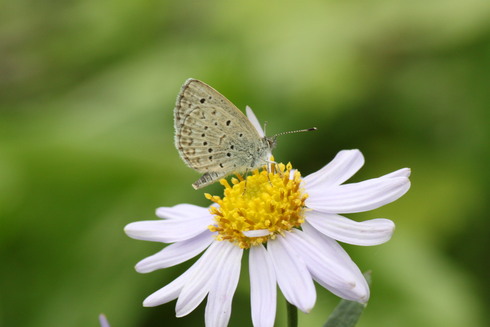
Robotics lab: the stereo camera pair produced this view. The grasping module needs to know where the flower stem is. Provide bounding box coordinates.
[286,301,298,327]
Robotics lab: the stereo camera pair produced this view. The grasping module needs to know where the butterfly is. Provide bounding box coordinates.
[174,78,316,189]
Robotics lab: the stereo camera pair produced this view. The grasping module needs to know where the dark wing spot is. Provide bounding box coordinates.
[201,133,205,137]
[209,156,213,160]
[214,122,218,126]
[230,145,235,150]
[227,153,231,157]
[239,133,243,137]
[204,126,209,130]
[226,120,231,126]
[200,98,206,103]
[208,148,213,153]
[203,141,208,145]
[219,163,224,168]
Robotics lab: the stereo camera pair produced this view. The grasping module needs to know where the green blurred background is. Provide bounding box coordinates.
[1,0,489,326]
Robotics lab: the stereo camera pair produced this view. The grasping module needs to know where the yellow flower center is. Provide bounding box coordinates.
[205,162,308,249]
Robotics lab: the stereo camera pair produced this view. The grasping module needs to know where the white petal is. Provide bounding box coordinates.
[135,230,215,273]
[98,314,110,327]
[243,229,270,237]
[285,230,359,292]
[302,223,370,303]
[303,150,364,189]
[176,241,234,317]
[246,106,265,137]
[379,167,411,179]
[205,244,243,327]
[267,235,316,313]
[306,176,410,214]
[156,203,210,219]
[143,260,198,307]
[305,211,395,246]
[124,213,212,243]
[250,245,277,327]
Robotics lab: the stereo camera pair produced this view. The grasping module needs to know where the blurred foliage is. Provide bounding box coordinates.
[1,0,489,326]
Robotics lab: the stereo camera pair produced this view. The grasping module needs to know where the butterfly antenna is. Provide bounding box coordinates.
[273,127,317,138]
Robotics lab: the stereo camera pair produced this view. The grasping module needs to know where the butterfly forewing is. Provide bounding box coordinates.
[174,79,263,178]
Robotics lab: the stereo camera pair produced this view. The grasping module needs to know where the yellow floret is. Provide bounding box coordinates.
[206,161,308,249]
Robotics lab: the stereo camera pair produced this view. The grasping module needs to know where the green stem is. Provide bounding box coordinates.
[286,301,298,327]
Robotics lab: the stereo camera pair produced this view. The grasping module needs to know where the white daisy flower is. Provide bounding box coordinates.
[125,149,410,327]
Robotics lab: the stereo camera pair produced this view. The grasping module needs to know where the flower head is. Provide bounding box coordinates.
[206,162,306,248]
[125,149,410,327]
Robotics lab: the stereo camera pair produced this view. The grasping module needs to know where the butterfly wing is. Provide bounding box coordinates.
[174,79,263,179]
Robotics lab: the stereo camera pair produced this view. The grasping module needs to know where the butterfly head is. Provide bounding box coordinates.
[265,136,277,151]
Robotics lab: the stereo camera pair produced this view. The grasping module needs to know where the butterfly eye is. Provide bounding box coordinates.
[267,138,276,148]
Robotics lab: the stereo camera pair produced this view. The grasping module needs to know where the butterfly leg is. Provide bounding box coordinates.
[264,157,278,184]
[241,169,250,195]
